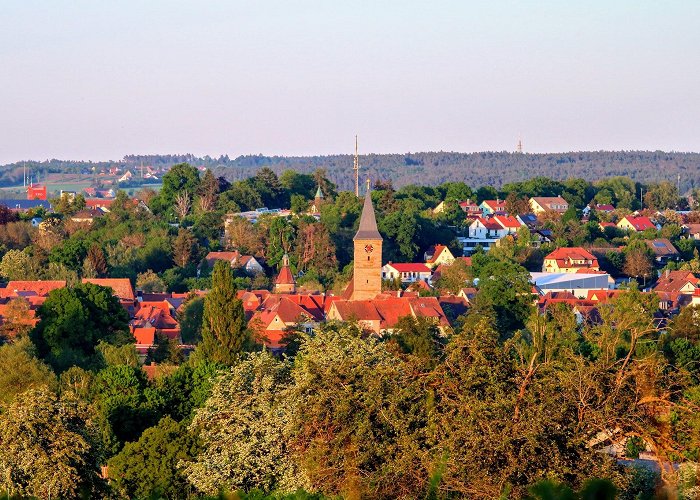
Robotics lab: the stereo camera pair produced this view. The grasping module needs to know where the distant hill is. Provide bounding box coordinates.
[3,151,700,192]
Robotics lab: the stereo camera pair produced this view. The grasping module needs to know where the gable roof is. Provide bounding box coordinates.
[385,263,432,273]
[82,278,135,301]
[645,238,679,258]
[531,196,569,208]
[0,280,66,298]
[472,217,502,230]
[619,216,655,231]
[425,244,450,263]
[545,247,598,263]
[492,215,522,229]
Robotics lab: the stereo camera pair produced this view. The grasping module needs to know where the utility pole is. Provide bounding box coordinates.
[678,173,681,195]
[640,187,643,209]
[353,135,360,197]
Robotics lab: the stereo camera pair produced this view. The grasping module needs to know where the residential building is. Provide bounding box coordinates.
[529,196,569,214]
[424,244,454,269]
[645,239,680,264]
[543,247,600,273]
[203,251,264,275]
[27,185,47,200]
[382,263,432,284]
[617,216,656,232]
[479,199,506,215]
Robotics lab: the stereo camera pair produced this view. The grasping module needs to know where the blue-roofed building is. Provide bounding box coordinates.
[0,200,52,212]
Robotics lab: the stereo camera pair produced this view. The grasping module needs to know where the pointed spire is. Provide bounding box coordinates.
[354,186,382,241]
[314,185,323,200]
[274,253,296,290]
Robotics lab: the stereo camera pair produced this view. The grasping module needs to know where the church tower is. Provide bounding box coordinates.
[274,253,296,294]
[351,185,383,300]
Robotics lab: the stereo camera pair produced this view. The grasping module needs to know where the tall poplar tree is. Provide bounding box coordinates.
[200,261,248,365]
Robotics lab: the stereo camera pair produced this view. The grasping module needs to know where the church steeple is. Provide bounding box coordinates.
[354,186,382,241]
[274,253,296,294]
[351,185,382,300]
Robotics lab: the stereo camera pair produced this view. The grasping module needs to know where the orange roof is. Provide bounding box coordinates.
[425,245,448,263]
[385,263,432,273]
[275,265,295,285]
[0,280,66,298]
[132,326,156,345]
[620,216,655,231]
[492,215,522,229]
[82,278,135,301]
[545,247,597,262]
[473,217,503,230]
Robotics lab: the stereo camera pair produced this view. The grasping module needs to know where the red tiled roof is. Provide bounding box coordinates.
[492,215,522,229]
[82,278,135,301]
[425,244,448,263]
[473,217,502,230]
[620,216,655,231]
[544,247,599,270]
[385,263,432,273]
[275,265,295,285]
[0,280,66,298]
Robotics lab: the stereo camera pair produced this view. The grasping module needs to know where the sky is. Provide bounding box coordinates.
[1,0,699,164]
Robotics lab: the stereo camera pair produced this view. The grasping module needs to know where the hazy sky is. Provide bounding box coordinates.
[1,0,699,164]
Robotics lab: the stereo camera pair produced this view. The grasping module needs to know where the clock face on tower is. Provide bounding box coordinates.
[364,244,374,253]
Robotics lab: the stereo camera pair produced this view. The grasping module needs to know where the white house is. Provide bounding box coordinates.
[459,215,522,255]
[382,263,432,284]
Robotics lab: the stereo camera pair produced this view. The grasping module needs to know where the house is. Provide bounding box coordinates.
[459,200,482,215]
[203,251,264,275]
[595,204,615,213]
[70,209,104,224]
[492,215,523,232]
[617,216,656,232]
[517,213,540,229]
[0,280,67,299]
[424,245,454,269]
[684,223,700,240]
[326,296,449,335]
[645,239,680,264]
[479,199,506,215]
[653,270,699,295]
[82,278,136,314]
[27,185,47,201]
[382,263,432,284]
[543,247,600,273]
[130,300,181,348]
[249,294,325,352]
[529,196,569,214]
[118,171,133,183]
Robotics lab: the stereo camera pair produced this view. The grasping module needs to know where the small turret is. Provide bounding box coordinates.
[274,253,296,294]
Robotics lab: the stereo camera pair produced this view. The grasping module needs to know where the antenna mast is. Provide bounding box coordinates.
[517,138,523,154]
[353,135,360,197]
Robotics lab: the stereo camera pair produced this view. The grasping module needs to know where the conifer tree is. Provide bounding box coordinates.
[200,261,248,365]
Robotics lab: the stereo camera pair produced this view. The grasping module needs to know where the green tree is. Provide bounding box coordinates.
[108,416,200,499]
[151,163,201,216]
[31,282,131,372]
[174,227,197,268]
[183,352,298,494]
[136,269,167,293]
[0,249,38,280]
[0,389,104,499]
[180,295,205,344]
[199,261,249,365]
[0,337,56,408]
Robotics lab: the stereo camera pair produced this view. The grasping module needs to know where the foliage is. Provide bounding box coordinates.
[199,261,249,365]
[108,416,200,499]
[31,282,131,372]
[0,388,104,499]
[0,337,56,408]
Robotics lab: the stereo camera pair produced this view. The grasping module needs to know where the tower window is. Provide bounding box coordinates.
[367,256,370,261]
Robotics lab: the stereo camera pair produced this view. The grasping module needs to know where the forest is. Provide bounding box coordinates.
[2,164,700,498]
[2,150,700,191]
